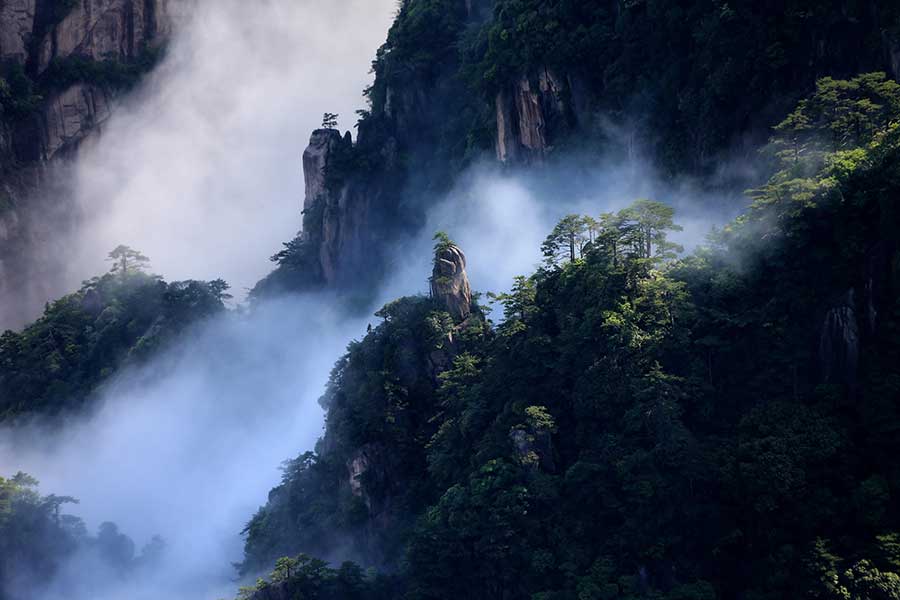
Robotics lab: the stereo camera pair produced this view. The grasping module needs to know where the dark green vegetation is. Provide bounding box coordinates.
[256,0,900,301]
[237,74,900,599]
[235,555,399,600]
[0,48,163,120]
[0,246,229,420]
[358,0,900,175]
[470,0,900,170]
[0,472,162,598]
[3,1,900,599]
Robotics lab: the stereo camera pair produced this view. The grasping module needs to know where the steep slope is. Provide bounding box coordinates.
[0,0,187,328]
[0,264,229,421]
[256,0,900,301]
[237,78,900,597]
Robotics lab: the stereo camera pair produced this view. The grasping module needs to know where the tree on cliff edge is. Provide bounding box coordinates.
[322,112,339,129]
[107,245,150,279]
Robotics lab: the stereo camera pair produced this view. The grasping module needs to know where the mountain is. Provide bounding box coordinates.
[255,0,900,299]
[2,1,900,599]
[234,1,900,598]
[0,0,187,328]
[238,76,900,598]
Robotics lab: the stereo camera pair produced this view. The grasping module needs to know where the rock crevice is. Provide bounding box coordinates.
[496,68,572,164]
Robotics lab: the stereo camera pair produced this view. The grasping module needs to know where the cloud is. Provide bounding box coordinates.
[0,1,754,597]
[0,293,370,600]
[380,157,744,307]
[65,0,396,303]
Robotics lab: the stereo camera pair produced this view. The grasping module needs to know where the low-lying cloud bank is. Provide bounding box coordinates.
[0,154,739,599]
[0,2,753,598]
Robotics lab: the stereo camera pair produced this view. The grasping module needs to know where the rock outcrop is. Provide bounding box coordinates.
[300,129,377,286]
[430,243,471,321]
[40,83,113,159]
[884,31,900,82]
[495,68,573,164]
[346,443,388,510]
[36,0,185,73]
[0,0,186,328]
[819,290,861,388]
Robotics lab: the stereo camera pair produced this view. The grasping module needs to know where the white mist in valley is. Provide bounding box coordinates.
[67,0,396,301]
[0,295,369,600]
[0,1,750,598]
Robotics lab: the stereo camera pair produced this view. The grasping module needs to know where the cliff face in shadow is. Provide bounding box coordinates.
[262,0,900,301]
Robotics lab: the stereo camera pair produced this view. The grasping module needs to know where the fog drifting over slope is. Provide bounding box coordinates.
[67,0,396,300]
[0,158,737,600]
[0,1,749,597]
[0,296,369,600]
[383,160,744,303]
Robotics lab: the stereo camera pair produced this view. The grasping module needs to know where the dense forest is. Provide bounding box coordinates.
[233,70,900,598]
[1,0,900,599]
[0,245,230,420]
[259,0,900,297]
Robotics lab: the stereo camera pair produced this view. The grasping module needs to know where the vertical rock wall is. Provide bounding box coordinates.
[495,68,572,164]
[0,0,187,328]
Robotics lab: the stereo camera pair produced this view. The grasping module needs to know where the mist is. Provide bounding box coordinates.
[0,294,370,600]
[65,0,396,302]
[381,157,745,306]
[0,158,739,600]
[0,1,752,598]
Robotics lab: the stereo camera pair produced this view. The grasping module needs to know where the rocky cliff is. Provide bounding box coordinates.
[495,68,573,164]
[34,0,184,75]
[281,1,900,297]
[300,129,381,287]
[0,0,186,327]
[429,242,471,321]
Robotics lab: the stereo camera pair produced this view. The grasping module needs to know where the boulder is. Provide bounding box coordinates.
[430,243,471,321]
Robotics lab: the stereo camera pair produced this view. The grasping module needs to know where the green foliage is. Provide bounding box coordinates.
[250,234,324,298]
[541,214,593,265]
[432,231,453,256]
[107,244,150,278]
[0,45,163,123]
[0,250,229,419]
[322,112,339,129]
[0,472,156,595]
[235,554,397,600]
[37,48,165,95]
[240,76,900,596]
[239,294,489,575]
[770,72,900,173]
[462,0,898,171]
[542,200,683,269]
[0,63,42,119]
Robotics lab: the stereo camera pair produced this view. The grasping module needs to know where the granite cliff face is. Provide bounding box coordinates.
[35,0,184,74]
[430,243,471,322]
[0,0,35,63]
[887,33,900,81]
[6,0,187,161]
[0,0,186,327]
[300,129,379,287]
[495,69,573,164]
